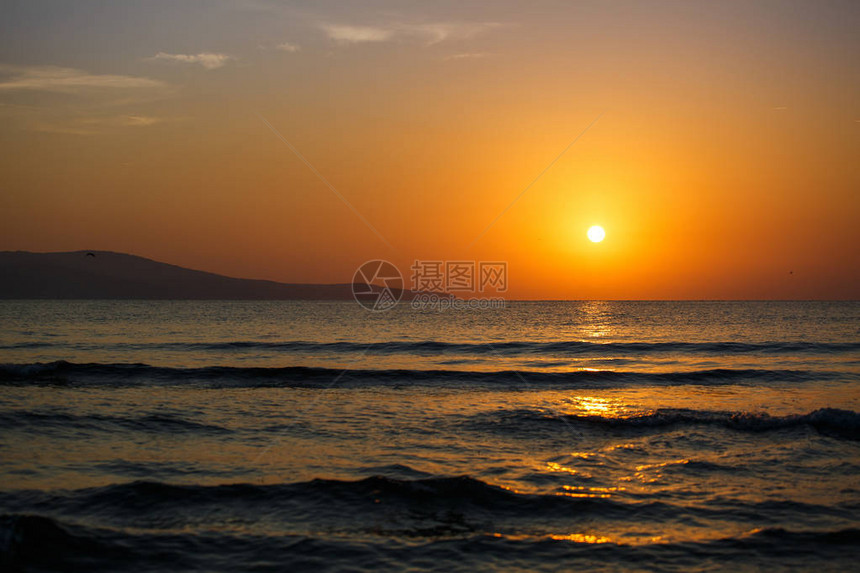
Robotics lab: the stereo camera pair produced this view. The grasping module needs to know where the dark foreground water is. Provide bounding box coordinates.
[1,301,859,572]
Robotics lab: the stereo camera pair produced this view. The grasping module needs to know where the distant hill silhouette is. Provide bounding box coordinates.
[0,251,415,300]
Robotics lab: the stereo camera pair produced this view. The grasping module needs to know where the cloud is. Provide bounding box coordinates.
[275,42,301,53]
[152,52,234,69]
[121,115,162,127]
[445,52,491,60]
[29,114,164,136]
[0,65,165,93]
[321,21,501,45]
[402,22,501,45]
[0,66,170,135]
[323,25,394,44]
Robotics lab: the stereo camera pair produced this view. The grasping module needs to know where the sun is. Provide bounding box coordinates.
[587,225,606,243]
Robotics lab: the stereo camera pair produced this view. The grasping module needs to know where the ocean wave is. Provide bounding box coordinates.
[5,339,859,356]
[3,475,855,528]
[0,409,232,435]
[0,361,844,388]
[473,407,860,440]
[2,476,617,518]
[0,514,119,570]
[0,504,860,571]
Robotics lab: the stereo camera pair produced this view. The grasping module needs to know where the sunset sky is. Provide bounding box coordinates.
[1,0,858,299]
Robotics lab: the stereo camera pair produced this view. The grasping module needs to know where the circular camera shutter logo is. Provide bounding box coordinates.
[352,260,404,311]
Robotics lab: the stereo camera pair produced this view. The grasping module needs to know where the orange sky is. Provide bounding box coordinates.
[1,1,858,299]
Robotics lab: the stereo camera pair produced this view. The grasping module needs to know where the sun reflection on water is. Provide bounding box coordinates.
[578,301,613,339]
[558,484,625,499]
[547,533,613,544]
[552,395,637,419]
[491,532,614,544]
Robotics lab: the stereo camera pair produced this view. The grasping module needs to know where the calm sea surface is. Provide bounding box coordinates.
[1,301,859,571]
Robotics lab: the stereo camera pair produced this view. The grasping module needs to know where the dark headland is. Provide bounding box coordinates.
[0,251,404,300]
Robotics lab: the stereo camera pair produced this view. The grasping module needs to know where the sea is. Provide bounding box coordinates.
[1,300,858,572]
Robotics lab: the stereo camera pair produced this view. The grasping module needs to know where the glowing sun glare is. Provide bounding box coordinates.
[587,225,606,243]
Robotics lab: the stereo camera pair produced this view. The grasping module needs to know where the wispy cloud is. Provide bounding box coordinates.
[445,52,491,61]
[321,21,501,45]
[152,52,234,69]
[323,25,394,44]
[0,65,165,93]
[275,42,301,53]
[0,66,170,135]
[0,110,165,136]
[402,22,501,45]
[121,115,162,127]
[32,114,165,136]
